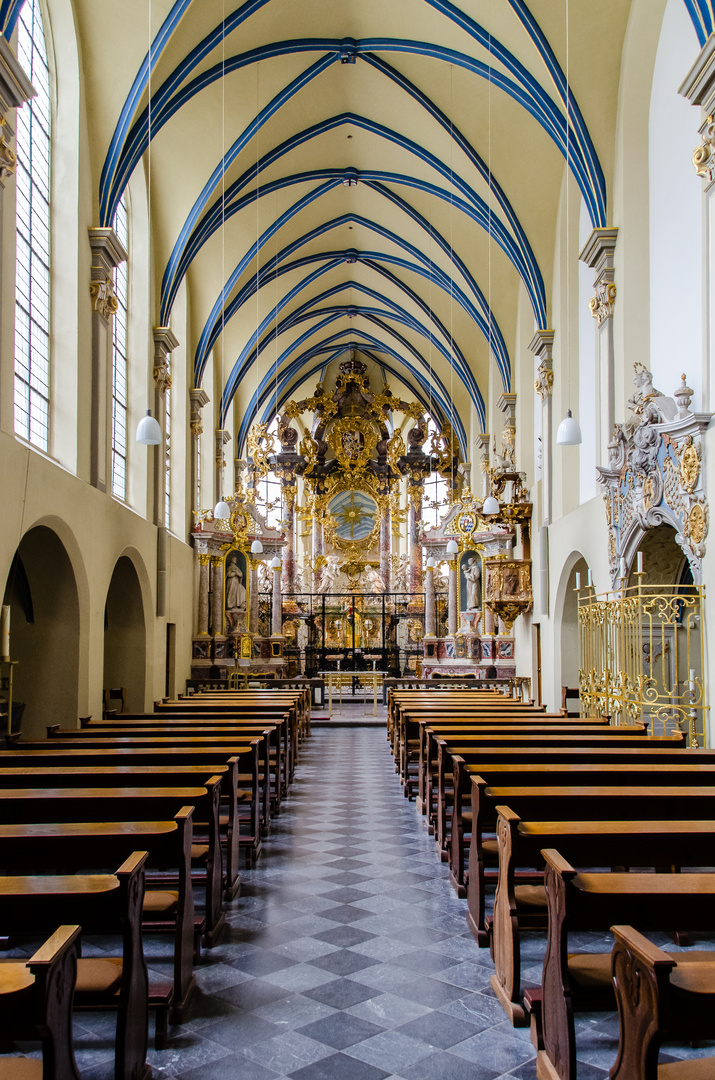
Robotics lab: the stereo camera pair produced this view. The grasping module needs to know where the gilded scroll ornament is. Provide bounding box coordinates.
[679,435,700,494]
[688,503,707,546]
[153,361,172,394]
[89,276,119,320]
[534,363,554,400]
[693,116,715,183]
[589,281,617,325]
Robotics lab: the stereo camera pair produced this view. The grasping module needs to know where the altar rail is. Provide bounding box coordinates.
[578,580,708,746]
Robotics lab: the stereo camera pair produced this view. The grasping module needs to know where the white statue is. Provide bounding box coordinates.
[626,364,678,426]
[317,555,341,594]
[364,567,386,594]
[392,553,410,593]
[463,556,481,610]
[257,562,271,592]
[225,555,247,631]
[434,564,449,592]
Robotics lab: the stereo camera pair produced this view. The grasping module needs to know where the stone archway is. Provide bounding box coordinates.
[103,556,147,713]
[2,525,80,738]
[559,555,590,695]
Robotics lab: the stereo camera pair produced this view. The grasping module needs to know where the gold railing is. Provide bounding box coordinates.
[578,580,708,747]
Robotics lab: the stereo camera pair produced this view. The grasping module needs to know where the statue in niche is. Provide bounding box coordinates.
[225,552,247,632]
[462,554,482,610]
[317,555,341,594]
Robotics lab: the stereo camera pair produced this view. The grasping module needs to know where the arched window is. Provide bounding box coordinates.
[111,194,128,499]
[255,416,283,529]
[423,415,449,528]
[14,0,51,451]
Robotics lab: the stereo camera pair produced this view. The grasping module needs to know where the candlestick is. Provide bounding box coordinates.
[587,569,593,588]
[575,573,581,590]
[620,558,627,580]
[1,605,9,661]
[636,551,643,574]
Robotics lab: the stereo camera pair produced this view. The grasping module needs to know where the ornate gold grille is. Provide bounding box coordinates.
[578,581,708,747]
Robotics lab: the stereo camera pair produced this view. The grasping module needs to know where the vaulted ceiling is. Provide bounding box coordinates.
[23,0,651,452]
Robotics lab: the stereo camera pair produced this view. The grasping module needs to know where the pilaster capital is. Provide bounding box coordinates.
[215,428,231,469]
[88,227,127,321]
[589,280,617,325]
[0,37,34,117]
[528,330,555,363]
[534,363,554,400]
[189,387,209,436]
[580,228,618,323]
[679,33,715,115]
[198,553,211,566]
[153,327,179,392]
[497,393,517,426]
[211,555,223,567]
[692,115,715,184]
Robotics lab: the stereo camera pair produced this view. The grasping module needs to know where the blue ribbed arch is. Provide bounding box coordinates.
[683,0,715,44]
[100,35,603,231]
[194,200,510,390]
[160,118,546,328]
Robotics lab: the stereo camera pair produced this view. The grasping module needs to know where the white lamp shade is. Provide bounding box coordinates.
[482,495,500,516]
[136,410,162,445]
[250,539,264,554]
[426,556,435,569]
[214,499,231,519]
[446,539,459,555]
[556,409,582,445]
[271,556,281,569]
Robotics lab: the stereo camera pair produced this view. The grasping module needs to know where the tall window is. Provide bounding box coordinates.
[14,0,51,451]
[111,195,128,499]
[423,415,449,527]
[255,416,283,529]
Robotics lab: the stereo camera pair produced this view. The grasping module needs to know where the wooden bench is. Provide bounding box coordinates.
[490,808,715,1025]
[534,850,715,1080]
[0,924,81,1080]
[0,809,197,1024]
[0,852,152,1080]
[0,781,225,947]
[609,924,715,1079]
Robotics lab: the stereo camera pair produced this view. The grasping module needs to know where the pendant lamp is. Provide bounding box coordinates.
[446,539,459,555]
[556,409,582,445]
[214,498,231,519]
[482,494,500,515]
[250,539,264,554]
[136,409,162,445]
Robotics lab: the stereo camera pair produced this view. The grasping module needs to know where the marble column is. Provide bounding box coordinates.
[189,388,209,515]
[425,565,436,636]
[579,229,618,467]
[197,554,211,636]
[248,558,260,635]
[313,514,324,592]
[448,559,458,636]
[88,228,127,493]
[214,429,231,508]
[211,555,224,636]
[484,606,496,635]
[282,487,296,595]
[272,561,282,636]
[380,502,391,591]
[407,483,423,593]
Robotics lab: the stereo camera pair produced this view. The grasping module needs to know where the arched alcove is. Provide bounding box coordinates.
[559,555,590,696]
[103,556,147,713]
[2,525,80,737]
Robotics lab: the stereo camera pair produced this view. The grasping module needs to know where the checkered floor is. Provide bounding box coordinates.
[37,727,715,1078]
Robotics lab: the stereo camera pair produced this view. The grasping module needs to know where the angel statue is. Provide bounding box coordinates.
[364,567,386,594]
[317,555,341,594]
[257,561,272,593]
[391,553,410,593]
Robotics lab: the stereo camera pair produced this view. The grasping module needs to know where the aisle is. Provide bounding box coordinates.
[150,726,538,1080]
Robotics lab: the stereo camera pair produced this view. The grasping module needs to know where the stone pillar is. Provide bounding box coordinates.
[425,563,436,636]
[214,428,231,508]
[0,41,40,436]
[313,513,324,592]
[380,501,391,591]
[484,606,496,634]
[197,553,211,636]
[531,330,555,524]
[272,560,282,636]
[88,227,127,492]
[448,559,458,636]
[680,39,715,412]
[248,558,260,635]
[474,435,491,501]
[153,327,179,526]
[211,555,224,637]
[579,228,618,466]
[407,482,423,593]
[189,388,209,515]
[282,486,296,595]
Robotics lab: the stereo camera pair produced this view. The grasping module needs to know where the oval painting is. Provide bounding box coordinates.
[329,490,377,542]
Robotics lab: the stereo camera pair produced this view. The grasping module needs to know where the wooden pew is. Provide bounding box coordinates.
[0,741,266,849]
[609,924,715,1080]
[0,852,151,1080]
[0,924,81,1080]
[0,809,197,1024]
[0,781,225,947]
[465,776,715,947]
[42,724,285,813]
[534,850,715,1080]
[490,808,715,1025]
